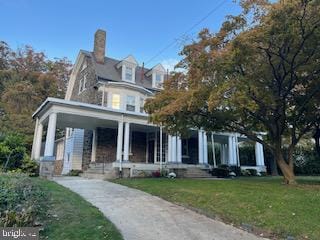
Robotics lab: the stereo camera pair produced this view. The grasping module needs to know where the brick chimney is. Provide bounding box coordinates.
[93,29,106,64]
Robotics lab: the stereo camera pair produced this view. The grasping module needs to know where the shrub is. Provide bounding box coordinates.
[152,171,161,178]
[21,156,39,177]
[241,169,251,176]
[67,169,83,176]
[294,148,320,175]
[0,173,47,227]
[229,166,241,176]
[246,169,258,176]
[160,169,168,177]
[212,168,229,178]
[0,134,26,171]
[259,171,267,176]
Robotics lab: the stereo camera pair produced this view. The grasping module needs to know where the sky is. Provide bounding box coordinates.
[0,0,241,70]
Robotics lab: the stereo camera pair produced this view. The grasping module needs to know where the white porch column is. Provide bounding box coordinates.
[255,141,265,168]
[116,121,123,162]
[203,132,208,165]
[31,118,39,159]
[211,133,217,168]
[171,136,177,162]
[91,129,97,162]
[168,135,172,162]
[34,121,43,160]
[177,136,182,163]
[123,122,130,162]
[44,113,57,157]
[228,135,235,165]
[198,130,204,164]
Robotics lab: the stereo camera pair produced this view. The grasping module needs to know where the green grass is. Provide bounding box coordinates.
[33,178,123,240]
[113,176,320,240]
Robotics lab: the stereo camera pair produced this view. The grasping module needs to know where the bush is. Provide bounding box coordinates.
[229,166,241,176]
[259,171,267,176]
[21,156,39,177]
[246,169,258,176]
[0,133,26,171]
[241,169,251,176]
[152,171,161,178]
[67,169,83,176]
[0,173,47,227]
[212,168,229,178]
[294,148,320,175]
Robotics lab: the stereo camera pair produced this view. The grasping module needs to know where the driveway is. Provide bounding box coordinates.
[54,177,266,240]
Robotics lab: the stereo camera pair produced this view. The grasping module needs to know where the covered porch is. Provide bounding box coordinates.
[31,98,266,178]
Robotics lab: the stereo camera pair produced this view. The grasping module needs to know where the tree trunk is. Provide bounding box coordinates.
[274,150,296,185]
[314,127,320,157]
[270,157,279,176]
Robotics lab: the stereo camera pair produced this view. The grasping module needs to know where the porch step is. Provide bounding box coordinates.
[80,172,115,180]
[81,162,115,179]
[184,168,212,178]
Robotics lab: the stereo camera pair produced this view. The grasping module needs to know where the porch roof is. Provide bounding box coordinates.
[32,97,151,130]
[33,97,149,119]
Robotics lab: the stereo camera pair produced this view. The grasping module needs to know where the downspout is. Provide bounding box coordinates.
[119,114,124,176]
[160,127,163,172]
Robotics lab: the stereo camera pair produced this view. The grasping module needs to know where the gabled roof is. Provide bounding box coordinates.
[79,50,167,91]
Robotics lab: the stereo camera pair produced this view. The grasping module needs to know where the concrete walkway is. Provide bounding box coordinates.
[54,177,266,240]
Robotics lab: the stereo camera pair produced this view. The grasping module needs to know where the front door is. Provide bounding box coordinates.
[148,140,155,163]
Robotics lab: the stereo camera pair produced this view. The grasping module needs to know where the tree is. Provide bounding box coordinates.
[0,42,72,149]
[145,0,320,184]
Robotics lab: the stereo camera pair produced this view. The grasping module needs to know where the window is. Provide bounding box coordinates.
[139,97,144,113]
[126,95,135,112]
[112,94,121,109]
[102,91,108,107]
[155,73,163,88]
[78,74,87,94]
[125,66,133,81]
[81,61,87,71]
[79,78,83,93]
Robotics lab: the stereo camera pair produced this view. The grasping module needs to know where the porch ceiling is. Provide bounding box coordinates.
[55,113,119,130]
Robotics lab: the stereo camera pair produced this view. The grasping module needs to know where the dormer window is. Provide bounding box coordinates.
[147,63,166,89]
[155,73,163,88]
[116,55,138,83]
[125,66,133,81]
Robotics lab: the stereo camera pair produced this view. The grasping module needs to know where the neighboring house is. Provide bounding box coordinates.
[31,29,266,178]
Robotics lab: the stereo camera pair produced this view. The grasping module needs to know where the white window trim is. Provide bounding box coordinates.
[122,64,136,83]
[152,72,164,89]
[126,95,136,112]
[78,74,87,94]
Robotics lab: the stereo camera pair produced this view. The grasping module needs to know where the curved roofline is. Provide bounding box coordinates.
[98,80,154,95]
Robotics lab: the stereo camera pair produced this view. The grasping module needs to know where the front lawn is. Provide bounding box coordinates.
[113,177,320,240]
[0,174,123,240]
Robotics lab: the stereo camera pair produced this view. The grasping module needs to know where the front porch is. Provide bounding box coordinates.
[31,98,266,178]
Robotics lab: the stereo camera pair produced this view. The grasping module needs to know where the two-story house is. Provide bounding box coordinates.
[31,29,266,178]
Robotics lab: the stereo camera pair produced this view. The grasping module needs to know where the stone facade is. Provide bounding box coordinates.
[96,128,117,163]
[82,130,93,170]
[70,56,101,105]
